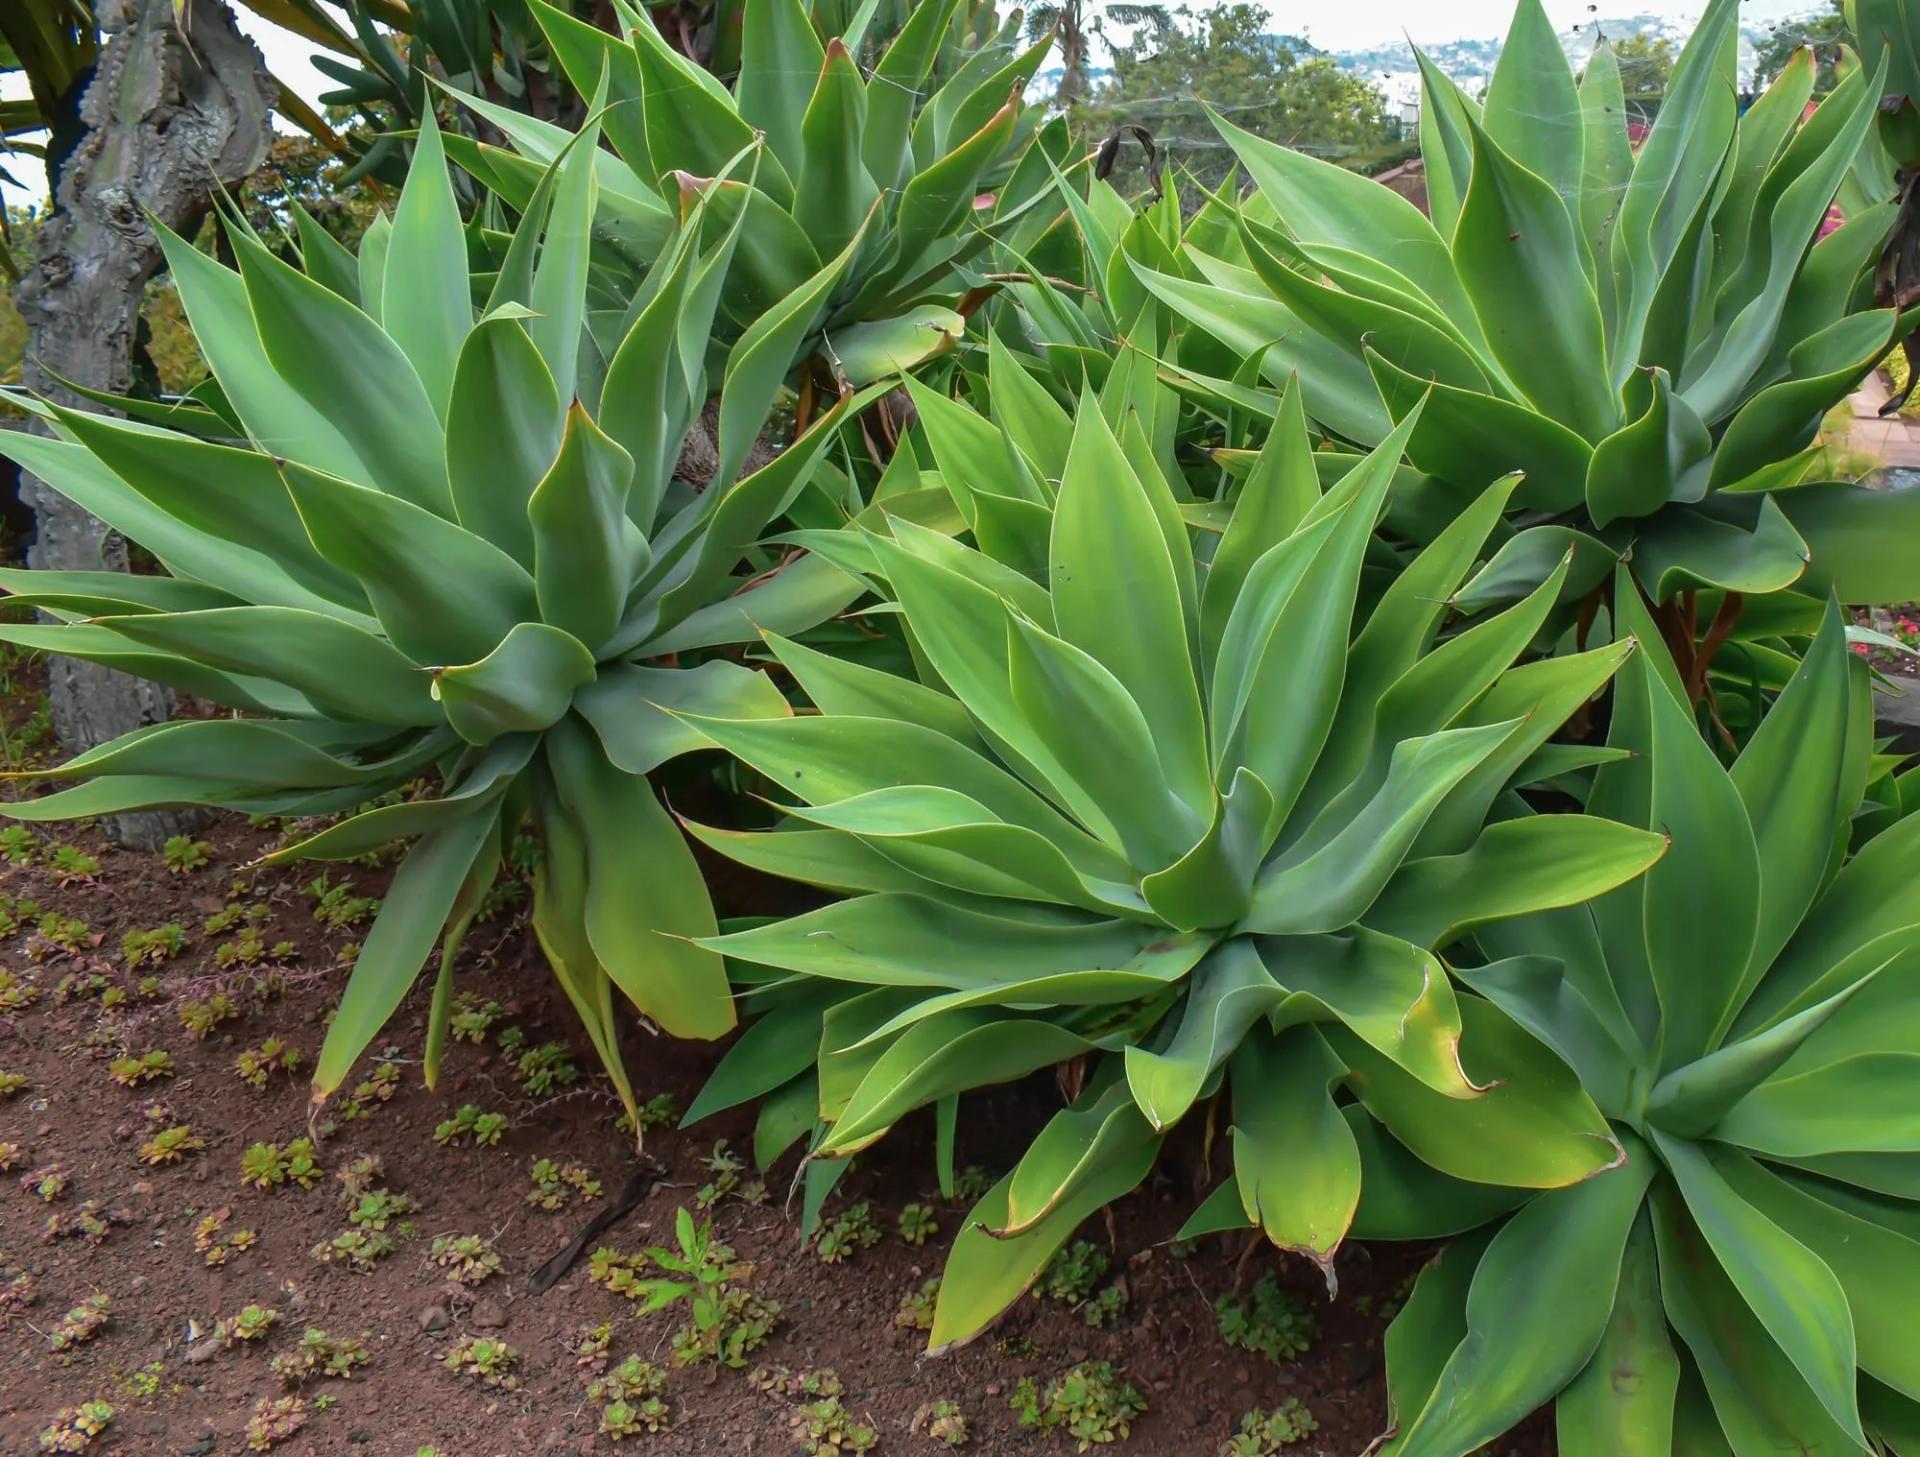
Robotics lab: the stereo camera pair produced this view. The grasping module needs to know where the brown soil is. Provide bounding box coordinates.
[0,729,1553,1457]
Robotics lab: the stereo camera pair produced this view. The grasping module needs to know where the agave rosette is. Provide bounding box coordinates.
[0,107,882,1123]
[1125,0,1920,647]
[436,0,1056,390]
[675,348,1669,1350]
[1193,596,1920,1456]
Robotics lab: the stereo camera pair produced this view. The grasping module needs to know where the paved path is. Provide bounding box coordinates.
[1844,372,1920,468]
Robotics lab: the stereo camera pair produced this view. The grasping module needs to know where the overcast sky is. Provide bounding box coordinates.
[0,0,1832,209]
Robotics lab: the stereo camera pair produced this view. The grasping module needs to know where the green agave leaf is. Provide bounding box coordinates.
[700,893,1185,989]
[1375,1229,1495,1454]
[1450,525,1614,616]
[1051,401,1211,821]
[862,0,961,191]
[529,775,640,1131]
[737,0,825,178]
[1199,375,1319,671]
[17,718,426,791]
[528,404,642,652]
[279,459,537,666]
[795,39,878,264]
[151,220,366,487]
[824,306,963,387]
[683,985,847,1128]
[1655,1130,1864,1442]
[1480,0,1584,204]
[1637,651,1763,1070]
[987,333,1073,487]
[679,821,944,897]
[574,660,788,776]
[1453,114,1615,442]
[1123,938,1282,1132]
[432,622,596,746]
[0,621,311,725]
[1556,1212,1682,1457]
[1264,928,1476,1099]
[1632,497,1811,602]
[1709,310,1898,491]
[102,607,439,726]
[1230,1022,1360,1285]
[1234,217,1494,396]
[1455,956,1638,1120]
[927,1105,1161,1353]
[382,106,471,421]
[852,967,1195,1051]
[640,553,865,657]
[312,806,501,1100]
[523,2,651,165]
[819,1011,1097,1157]
[1206,106,1470,333]
[1347,1107,1531,1240]
[1138,767,1273,931]
[1331,994,1621,1188]
[1575,43,1633,328]
[754,1073,819,1170]
[1743,808,1920,1031]
[629,13,787,202]
[1364,814,1669,951]
[1129,258,1391,446]
[1243,721,1518,936]
[1650,1175,1862,1454]
[443,311,563,568]
[1390,1136,1655,1457]
[1680,59,1881,421]
[34,406,370,615]
[1365,346,1592,512]
[267,735,534,863]
[1718,1152,1920,1403]
[759,630,979,749]
[1006,611,1203,875]
[1729,601,1851,985]
[777,786,1134,912]
[677,710,1117,870]
[232,229,451,514]
[1585,368,1711,528]
[1649,961,1879,1141]
[1712,1051,1920,1157]
[0,567,240,618]
[1778,481,1920,605]
[1606,0,1739,387]
[545,719,733,1040]
[996,1079,1151,1237]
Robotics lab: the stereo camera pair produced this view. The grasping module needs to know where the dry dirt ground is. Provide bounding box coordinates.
[0,730,1549,1457]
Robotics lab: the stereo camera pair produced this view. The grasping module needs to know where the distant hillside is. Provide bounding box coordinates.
[1333,6,1826,105]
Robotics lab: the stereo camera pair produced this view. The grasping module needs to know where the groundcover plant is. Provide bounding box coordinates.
[0,108,884,1127]
[678,360,1672,1350]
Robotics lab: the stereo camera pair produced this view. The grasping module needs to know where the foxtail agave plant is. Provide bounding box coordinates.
[1131,0,1920,649]
[0,108,878,1126]
[675,360,1668,1350]
[439,0,1052,390]
[1211,598,1920,1457]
